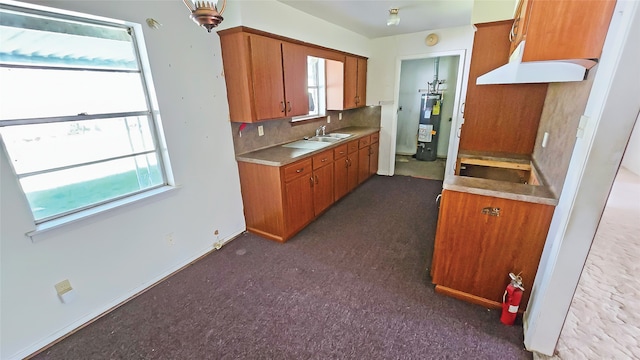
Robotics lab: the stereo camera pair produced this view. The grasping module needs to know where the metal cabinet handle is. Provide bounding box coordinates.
[296,168,304,173]
[280,101,285,113]
[314,175,319,185]
[321,158,327,162]
[310,176,314,187]
[287,101,292,112]
[481,207,501,217]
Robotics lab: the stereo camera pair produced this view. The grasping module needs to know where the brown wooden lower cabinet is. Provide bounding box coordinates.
[334,139,360,201]
[357,133,379,183]
[431,189,555,310]
[311,149,334,215]
[238,135,379,242]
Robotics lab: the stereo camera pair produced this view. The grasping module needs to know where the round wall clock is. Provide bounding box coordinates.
[425,33,439,46]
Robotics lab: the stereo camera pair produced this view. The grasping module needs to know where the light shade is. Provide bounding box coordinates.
[387,8,400,26]
[183,0,227,32]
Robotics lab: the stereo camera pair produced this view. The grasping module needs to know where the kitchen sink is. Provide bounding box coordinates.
[326,133,352,139]
[306,136,341,143]
[282,140,332,150]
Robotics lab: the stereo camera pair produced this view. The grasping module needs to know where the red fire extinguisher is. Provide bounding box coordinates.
[500,272,524,325]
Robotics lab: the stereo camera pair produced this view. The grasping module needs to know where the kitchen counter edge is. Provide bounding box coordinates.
[235,127,381,167]
[443,175,558,206]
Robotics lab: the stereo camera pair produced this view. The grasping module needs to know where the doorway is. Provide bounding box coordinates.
[391,52,465,180]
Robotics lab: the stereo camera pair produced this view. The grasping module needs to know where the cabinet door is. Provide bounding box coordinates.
[284,174,314,238]
[356,57,367,107]
[432,190,554,309]
[520,0,616,62]
[282,42,309,117]
[358,147,370,184]
[249,35,286,121]
[344,56,358,109]
[334,157,349,201]
[347,154,359,192]
[313,164,334,215]
[369,142,379,177]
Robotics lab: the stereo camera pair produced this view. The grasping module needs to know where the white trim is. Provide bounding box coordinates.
[27,185,181,239]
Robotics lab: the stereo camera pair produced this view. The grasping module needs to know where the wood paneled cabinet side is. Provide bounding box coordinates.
[459,20,548,155]
[431,190,555,310]
[218,31,308,123]
[510,0,617,62]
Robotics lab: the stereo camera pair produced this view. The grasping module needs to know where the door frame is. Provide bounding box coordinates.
[388,49,467,176]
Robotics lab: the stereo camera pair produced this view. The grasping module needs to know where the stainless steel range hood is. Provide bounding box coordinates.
[476,42,592,85]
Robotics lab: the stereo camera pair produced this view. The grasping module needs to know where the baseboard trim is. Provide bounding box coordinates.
[434,285,502,310]
[22,228,245,360]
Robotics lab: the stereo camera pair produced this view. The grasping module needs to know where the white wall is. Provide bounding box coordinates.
[0,1,369,359]
[222,0,370,57]
[621,113,640,176]
[471,0,517,24]
[524,1,640,355]
[368,26,475,175]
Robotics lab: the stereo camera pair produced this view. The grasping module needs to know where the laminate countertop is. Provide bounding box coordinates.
[444,150,558,206]
[235,126,380,167]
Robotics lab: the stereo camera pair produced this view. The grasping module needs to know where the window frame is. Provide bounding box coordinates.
[0,1,175,236]
[291,55,326,123]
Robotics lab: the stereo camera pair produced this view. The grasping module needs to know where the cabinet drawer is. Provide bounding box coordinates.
[371,132,379,143]
[347,140,359,154]
[359,136,371,149]
[283,158,312,182]
[334,144,348,159]
[312,149,334,170]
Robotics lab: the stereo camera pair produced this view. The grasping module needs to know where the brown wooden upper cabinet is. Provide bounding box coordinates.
[460,21,547,155]
[509,0,616,62]
[218,27,368,123]
[328,55,367,110]
[218,29,308,123]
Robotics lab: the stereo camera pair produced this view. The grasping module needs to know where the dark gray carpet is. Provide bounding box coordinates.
[33,175,532,359]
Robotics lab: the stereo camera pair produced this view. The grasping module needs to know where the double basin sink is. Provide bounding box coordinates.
[281,133,352,150]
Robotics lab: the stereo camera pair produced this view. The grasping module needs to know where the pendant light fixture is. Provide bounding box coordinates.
[387,8,400,26]
[182,0,227,32]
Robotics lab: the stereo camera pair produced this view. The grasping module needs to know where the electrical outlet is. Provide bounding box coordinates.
[258,125,264,136]
[327,115,331,123]
[339,112,342,120]
[55,279,76,303]
[55,279,72,295]
[166,232,174,246]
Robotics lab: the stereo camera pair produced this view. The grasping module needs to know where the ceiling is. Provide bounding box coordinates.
[276,0,475,39]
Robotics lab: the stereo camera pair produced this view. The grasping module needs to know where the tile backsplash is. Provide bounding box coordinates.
[231,106,381,155]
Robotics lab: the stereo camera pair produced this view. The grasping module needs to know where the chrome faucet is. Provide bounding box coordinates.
[315,125,326,137]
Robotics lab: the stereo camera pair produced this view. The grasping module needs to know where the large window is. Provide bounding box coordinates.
[0,3,170,225]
